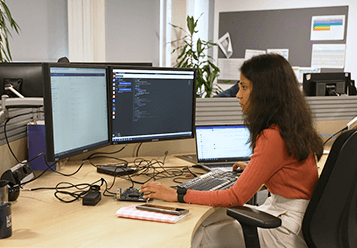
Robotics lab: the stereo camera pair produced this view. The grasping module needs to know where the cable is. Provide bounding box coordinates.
[86,150,198,189]
[20,157,59,187]
[86,155,128,166]
[22,148,131,191]
[3,111,42,163]
[45,159,86,177]
[319,133,337,140]
[85,144,128,160]
[323,127,347,146]
[162,151,169,164]
[135,142,143,157]
[21,156,84,187]
[120,157,197,185]
[3,109,43,164]
[2,109,127,184]
[2,110,61,188]
[28,178,106,203]
[55,178,105,203]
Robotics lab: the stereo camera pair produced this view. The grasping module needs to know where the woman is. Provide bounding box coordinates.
[140,54,323,247]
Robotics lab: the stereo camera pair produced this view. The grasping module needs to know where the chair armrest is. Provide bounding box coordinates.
[227,206,282,228]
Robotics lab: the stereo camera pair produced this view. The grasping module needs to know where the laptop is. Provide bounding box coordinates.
[195,124,252,171]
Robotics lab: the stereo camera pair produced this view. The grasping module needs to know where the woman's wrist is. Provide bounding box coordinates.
[177,188,187,203]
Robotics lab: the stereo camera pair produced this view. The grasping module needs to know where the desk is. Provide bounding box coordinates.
[1,156,214,248]
[2,154,329,247]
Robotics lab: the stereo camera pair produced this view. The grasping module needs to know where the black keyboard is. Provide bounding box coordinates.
[177,170,240,191]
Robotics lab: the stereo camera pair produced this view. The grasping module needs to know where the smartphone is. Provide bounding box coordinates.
[136,204,189,215]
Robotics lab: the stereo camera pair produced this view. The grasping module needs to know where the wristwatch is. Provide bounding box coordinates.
[177,187,187,203]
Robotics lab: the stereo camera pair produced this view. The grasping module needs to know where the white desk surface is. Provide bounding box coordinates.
[2,154,328,248]
[1,156,214,248]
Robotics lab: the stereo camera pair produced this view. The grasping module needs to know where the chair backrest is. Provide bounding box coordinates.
[302,129,357,248]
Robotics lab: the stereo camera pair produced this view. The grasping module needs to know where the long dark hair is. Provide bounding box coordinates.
[240,54,323,161]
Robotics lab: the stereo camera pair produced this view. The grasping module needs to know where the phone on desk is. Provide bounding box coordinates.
[136,204,189,215]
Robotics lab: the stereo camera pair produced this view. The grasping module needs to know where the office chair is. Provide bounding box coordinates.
[227,129,357,248]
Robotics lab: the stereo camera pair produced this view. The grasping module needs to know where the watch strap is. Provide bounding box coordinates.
[177,187,187,203]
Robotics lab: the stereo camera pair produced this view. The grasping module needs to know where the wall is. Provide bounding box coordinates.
[214,0,357,80]
[6,0,68,62]
[170,0,188,66]
[7,0,161,64]
[105,0,160,66]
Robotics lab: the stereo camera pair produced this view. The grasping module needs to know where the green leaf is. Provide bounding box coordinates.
[187,16,195,35]
[1,1,20,33]
[171,13,220,97]
[0,1,20,61]
[196,38,203,56]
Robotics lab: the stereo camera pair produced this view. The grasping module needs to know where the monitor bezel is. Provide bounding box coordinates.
[43,63,111,162]
[109,65,197,145]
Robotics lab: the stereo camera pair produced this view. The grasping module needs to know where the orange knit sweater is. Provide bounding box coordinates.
[184,125,318,207]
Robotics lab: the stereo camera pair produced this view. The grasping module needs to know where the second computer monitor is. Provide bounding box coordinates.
[110,66,196,144]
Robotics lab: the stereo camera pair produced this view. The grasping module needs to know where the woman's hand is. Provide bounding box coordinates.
[139,181,177,202]
[233,161,248,171]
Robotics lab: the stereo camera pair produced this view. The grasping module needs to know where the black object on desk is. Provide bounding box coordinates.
[116,187,146,202]
[82,185,101,206]
[97,165,137,176]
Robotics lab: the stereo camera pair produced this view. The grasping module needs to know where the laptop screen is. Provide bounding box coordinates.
[195,125,252,163]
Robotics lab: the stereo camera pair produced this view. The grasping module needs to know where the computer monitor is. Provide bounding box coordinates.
[110,66,196,144]
[43,63,110,162]
[0,62,45,97]
[303,72,355,96]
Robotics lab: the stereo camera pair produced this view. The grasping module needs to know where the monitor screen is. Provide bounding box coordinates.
[110,66,196,144]
[303,72,352,96]
[0,62,45,97]
[43,64,110,162]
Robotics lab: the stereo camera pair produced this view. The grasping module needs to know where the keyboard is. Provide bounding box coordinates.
[177,170,240,191]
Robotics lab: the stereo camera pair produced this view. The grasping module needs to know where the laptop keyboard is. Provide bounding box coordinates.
[206,163,234,167]
[177,170,240,191]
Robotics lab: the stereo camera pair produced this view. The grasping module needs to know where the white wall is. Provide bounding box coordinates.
[106,0,160,66]
[6,0,68,62]
[6,0,161,65]
[214,0,357,80]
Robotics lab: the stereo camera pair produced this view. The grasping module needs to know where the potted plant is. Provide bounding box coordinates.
[0,0,20,62]
[170,15,220,98]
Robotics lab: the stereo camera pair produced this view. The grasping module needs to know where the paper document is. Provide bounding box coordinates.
[292,67,321,83]
[116,205,189,224]
[311,44,346,68]
[267,49,289,60]
[311,15,345,40]
[218,58,245,80]
[245,49,266,60]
